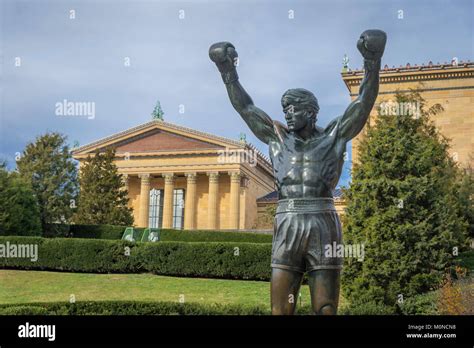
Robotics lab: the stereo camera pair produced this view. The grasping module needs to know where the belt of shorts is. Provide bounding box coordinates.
[276,198,336,214]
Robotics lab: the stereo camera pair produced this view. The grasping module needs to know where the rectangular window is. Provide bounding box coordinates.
[172,189,185,229]
[149,189,163,228]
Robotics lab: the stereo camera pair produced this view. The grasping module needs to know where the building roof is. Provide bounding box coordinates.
[72,119,273,171]
[343,60,473,75]
[341,60,474,91]
[257,188,344,203]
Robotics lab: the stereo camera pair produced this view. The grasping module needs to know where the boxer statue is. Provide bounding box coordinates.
[209,30,386,315]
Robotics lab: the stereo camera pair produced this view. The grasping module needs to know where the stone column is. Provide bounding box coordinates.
[184,173,197,230]
[207,172,219,230]
[138,174,151,227]
[162,173,175,229]
[229,171,241,230]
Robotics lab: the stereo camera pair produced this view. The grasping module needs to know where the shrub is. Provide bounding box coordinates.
[437,267,473,315]
[399,291,439,315]
[70,224,127,240]
[0,301,327,315]
[0,236,271,280]
[42,224,126,239]
[340,301,397,315]
[459,251,474,271]
[159,229,272,243]
[41,225,272,243]
[135,241,270,279]
[0,301,269,315]
[42,224,71,238]
[0,305,51,315]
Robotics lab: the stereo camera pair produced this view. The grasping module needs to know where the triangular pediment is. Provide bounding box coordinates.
[114,128,223,153]
[72,120,243,157]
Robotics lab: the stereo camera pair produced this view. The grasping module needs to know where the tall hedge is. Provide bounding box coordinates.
[0,236,271,280]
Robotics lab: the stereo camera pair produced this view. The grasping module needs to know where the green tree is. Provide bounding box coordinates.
[341,91,469,310]
[0,162,42,235]
[17,133,78,230]
[457,158,474,238]
[74,148,133,226]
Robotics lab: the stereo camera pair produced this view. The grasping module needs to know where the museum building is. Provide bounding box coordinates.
[72,120,275,230]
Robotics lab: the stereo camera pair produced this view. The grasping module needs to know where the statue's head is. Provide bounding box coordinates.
[281,88,319,132]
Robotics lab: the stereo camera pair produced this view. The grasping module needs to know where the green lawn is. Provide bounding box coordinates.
[0,270,334,309]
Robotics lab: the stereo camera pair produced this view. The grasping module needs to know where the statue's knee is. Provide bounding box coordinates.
[317,303,336,315]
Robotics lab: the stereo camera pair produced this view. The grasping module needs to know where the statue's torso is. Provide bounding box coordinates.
[269,118,346,199]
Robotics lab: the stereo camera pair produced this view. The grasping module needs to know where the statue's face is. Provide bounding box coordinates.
[282,100,314,132]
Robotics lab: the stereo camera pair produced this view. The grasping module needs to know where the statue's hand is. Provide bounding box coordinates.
[357,30,386,60]
[209,42,238,74]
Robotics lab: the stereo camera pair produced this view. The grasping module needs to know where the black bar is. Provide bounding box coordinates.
[0,315,471,346]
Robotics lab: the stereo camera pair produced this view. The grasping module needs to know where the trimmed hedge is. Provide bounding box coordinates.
[0,301,437,315]
[0,301,271,315]
[0,236,271,280]
[71,224,130,239]
[43,224,127,239]
[159,229,272,243]
[42,224,273,243]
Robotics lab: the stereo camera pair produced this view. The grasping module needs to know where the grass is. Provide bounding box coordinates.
[2,251,472,311]
[0,270,338,309]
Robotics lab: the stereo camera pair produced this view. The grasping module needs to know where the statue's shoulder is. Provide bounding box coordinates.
[324,116,343,137]
[272,120,288,142]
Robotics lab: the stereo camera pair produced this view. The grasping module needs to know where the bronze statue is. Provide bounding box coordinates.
[209,30,386,315]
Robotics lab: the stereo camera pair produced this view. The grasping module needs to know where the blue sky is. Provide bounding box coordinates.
[1,0,473,187]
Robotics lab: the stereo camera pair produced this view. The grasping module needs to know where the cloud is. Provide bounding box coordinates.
[1,0,472,188]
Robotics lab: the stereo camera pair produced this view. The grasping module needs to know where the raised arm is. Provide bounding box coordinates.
[209,42,276,144]
[339,30,387,142]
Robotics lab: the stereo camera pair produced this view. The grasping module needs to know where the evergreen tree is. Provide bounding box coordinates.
[457,157,474,238]
[341,91,469,309]
[74,148,133,226]
[17,133,78,230]
[0,162,41,235]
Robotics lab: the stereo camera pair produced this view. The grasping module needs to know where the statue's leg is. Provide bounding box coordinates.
[271,268,304,315]
[307,269,340,315]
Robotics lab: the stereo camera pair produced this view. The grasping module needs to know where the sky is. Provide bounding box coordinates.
[1,0,473,187]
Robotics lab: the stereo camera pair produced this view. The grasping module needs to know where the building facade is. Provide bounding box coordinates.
[341,61,474,167]
[72,120,275,230]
